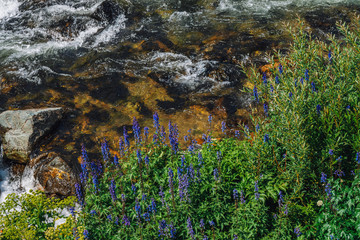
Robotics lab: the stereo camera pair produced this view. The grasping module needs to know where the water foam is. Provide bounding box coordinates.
[0,0,20,20]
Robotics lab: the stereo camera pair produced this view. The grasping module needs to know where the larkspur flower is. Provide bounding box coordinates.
[264,134,269,143]
[289,92,293,99]
[255,124,260,132]
[144,126,149,141]
[135,198,141,218]
[73,227,79,240]
[169,222,176,239]
[300,77,304,84]
[136,149,142,163]
[263,73,267,85]
[233,189,239,201]
[209,221,215,227]
[169,121,179,153]
[121,194,126,202]
[329,149,334,155]
[235,130,240,138]
[253,85,259,103]
[240,190,246,204]
[122,215,130,226]
[263,102,269,117]
[321,172,327,183]
[325,183,332,199]
[123,126,130,149]
[316,104,321,115]
[119,137,125,157]
[159,220,167,238]
[278,191,284,207]
[160,126,167,144]
[132,117,141,144]
[187,217,195,240]
[145,155,149,165]
[109,180,117,202]
[279,64,283,74]
[356,152,360,164]
[284,204,288,215]
[101,138,110,162]
[113,155,119,167]
[93,176,99,193]
[294,78,298,87]
[159,187,166,206]
[70,207,75,217]
[221,121,226,134]
[213,168,219,181]
[142,194,147,201]
[311,81,316,92]
[208,114,212,127]
[168,168,174,193]
[178,170,190,202]
[270,84,274,92]
[328,50,332,64]
[83,230,89,239]
[203,236,209,240]
[75,183,84,206]
[107,214,112,222]
[90,210,97,216]
[198,152,203,166]
[334,169,345,177]
[305,69,309,81]
[200,219,205,230]
[143,212,150,221]
[294,227,301,238]
[131,183,137,194]
[233,235,238,240]
[153,112,160,133]
[275,75,280,84]
[255,180,260,200]
[151,198,156,213]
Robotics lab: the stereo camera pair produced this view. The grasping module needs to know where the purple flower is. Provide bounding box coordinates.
[329,149,334,155]
[325,183,332,199]
[300,77,304,84]
[255,180,259,200]
[75,183,84,206]
[221,121,226,135]
[263,73,267,85]
[159,187,166,206]
[270,84,274,92]
[356,152,360,164]
[208,114,213,127]
[200,219,205,230]
[328,50,332,64]
[178,171,190,202]
[135,198,141,217]
[235,130,240,138]
[131,183,137,194]
[264,134,269,143]
[233,235,238,240]
[136,149,142,163]
[93,176,99,193]
[123,127,130,149]
[113,155,119,167]
[316,104,321,115]
[168,168,174,193]
[101,138,110,162]
[263,102,269,117]
[83,230,89,239]
[145,155,149,165]
[294,227,301,238]
[255,124,260,132]
[70,207,75,217]
[233,189,239,201]
[311,82,316,92]
[168,121,179,153]
[275,75,280,84]
[90,210,97,216]
[278,191,284,207]
[240,190,245,204]
[122,215,130,226]
[133,117,141,144]
[107,214,112,222]
[209,220,215,227]
[144,126,149,141]
[121,194,126,202]
[153,112,160,133]
[321,172,327,183]
[151,198,157,213]
[143,212,150,221]
[334,169,345,177]
[289,92,293,99]
[109,179,117,202]
[159,220,167,238]
[187,217,195,240]
[284,204,288,215]
[305,69,309,81]
[119,137,125,157]
[279,64,283,74]
[253,85,259,103]
[198,152,203,166]
[213,168,219,181]
[294,78,298,87]
[203,236,208,240]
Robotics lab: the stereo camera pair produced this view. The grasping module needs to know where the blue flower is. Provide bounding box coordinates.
[328,50,332,64]
[253,85,259,103]
[153,112,160,133]
[209,221,215,227]
[262,73,267,85]
[263,102,269,117]
[329,149,334,155]
[356,152,360,164]
[109,179,117,202]
[83,230,89,239]
[221,121,226,134]
[316,104,321,115]
[321,172,327,183]
[325,183,332,199]
[311,81,316,92]
[254,180,259,200]
[294,227,301,238]
[132,117,141,144]
[187,217,195,240]
[275,75,280,84]
[278,64,283,74]
[264,134,269,143]
[305,69,309,81]
[122,215,130,226]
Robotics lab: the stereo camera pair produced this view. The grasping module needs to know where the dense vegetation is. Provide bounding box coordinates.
[1,17,360,239]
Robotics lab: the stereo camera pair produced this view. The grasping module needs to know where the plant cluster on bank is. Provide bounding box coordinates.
[1,17,360,239]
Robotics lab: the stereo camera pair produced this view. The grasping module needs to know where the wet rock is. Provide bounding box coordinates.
[19,0,66,11]
[92,0,124,24]
[30,152,76,197]
[0,108,63,164]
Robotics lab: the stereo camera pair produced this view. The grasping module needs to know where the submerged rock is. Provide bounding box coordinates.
[0,108,63,164]
[91,0,124,24]
[30,152,76,197]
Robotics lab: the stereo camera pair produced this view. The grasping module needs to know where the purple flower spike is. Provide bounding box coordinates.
[253,85,259,103]
[187,217,195,240]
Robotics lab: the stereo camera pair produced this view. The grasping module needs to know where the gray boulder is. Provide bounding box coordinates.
[0,108,63,164]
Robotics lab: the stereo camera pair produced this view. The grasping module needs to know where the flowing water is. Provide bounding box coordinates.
[0,0,360,201]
